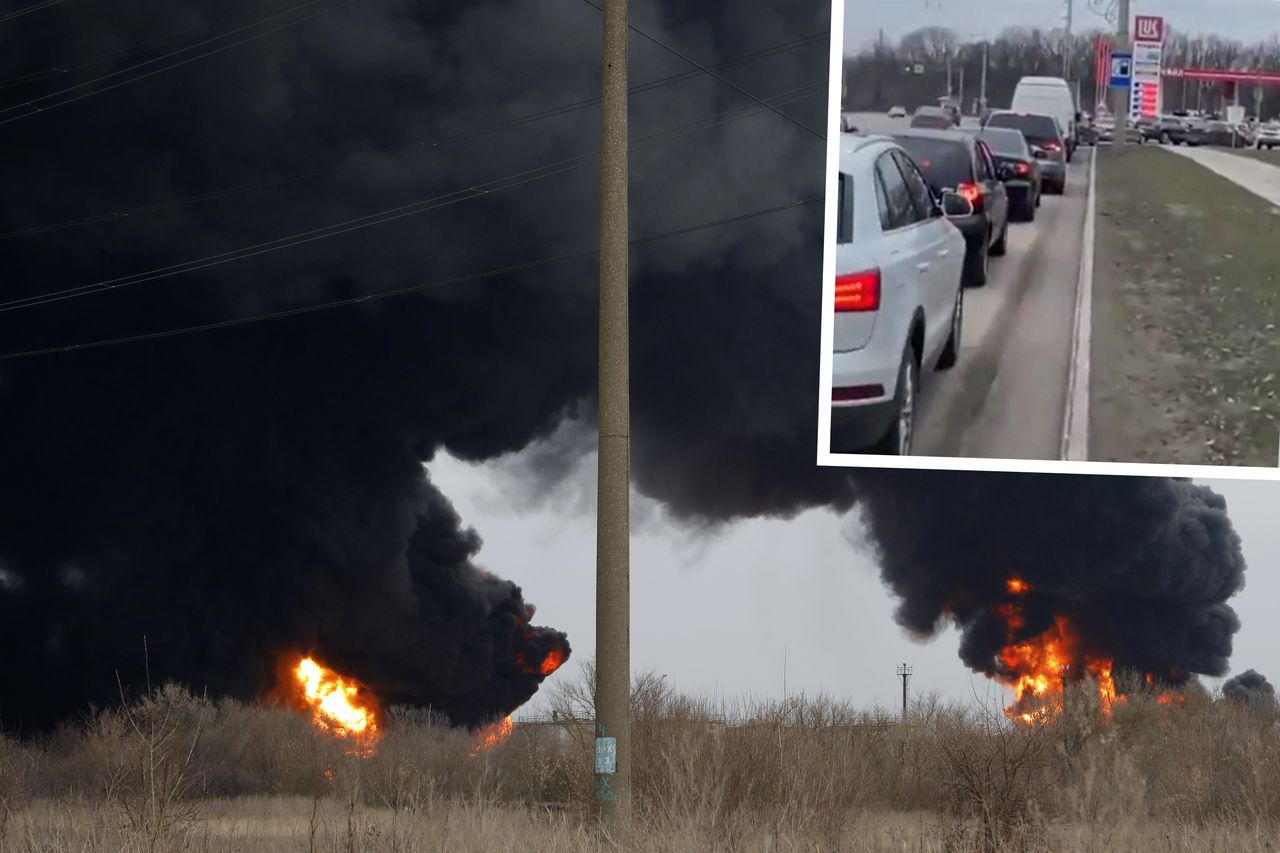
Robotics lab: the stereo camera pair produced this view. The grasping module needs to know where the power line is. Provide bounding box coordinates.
[0,195,820,361]
[0,14,252,90]
[577,0,825,141]
[0,0,62,25]
[0,31,827,241]
[0,0,357,126]
[0,80,824,314]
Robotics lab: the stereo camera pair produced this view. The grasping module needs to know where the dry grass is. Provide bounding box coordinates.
[2,668,1279,851]
[1089,145,1280,466]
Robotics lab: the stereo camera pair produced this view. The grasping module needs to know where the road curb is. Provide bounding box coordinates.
[1061,146,1096,461]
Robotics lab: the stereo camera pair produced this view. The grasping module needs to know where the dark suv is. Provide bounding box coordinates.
[982,111,1067,194]
[891,129,1010,287]
[1139,116,1194,145]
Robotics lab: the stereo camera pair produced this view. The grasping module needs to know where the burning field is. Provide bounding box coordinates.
[3,665,1279,853]
[989,577,1186,724]
[858,473,1246,733]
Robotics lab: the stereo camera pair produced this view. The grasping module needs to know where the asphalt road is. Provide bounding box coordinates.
[842,113,1091,460]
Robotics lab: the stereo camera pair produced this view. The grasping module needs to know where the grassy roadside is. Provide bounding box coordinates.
[1233,147,1280,166]
[1090,145,1280,466]
[4,680,1280,852]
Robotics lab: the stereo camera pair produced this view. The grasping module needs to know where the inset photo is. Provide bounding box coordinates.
[820,0,1280,476]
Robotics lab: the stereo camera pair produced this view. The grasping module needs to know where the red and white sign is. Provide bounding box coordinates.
[1093,36,1113,104]
[1134,15,1165,45]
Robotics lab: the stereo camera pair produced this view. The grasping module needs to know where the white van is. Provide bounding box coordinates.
[1011,77,1078,160]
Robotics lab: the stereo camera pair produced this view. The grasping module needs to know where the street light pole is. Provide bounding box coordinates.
[594,0,631,834]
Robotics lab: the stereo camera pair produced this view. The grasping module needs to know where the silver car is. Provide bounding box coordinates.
[830,135,970,455]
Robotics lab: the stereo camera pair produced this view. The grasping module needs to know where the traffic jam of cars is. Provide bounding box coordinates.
[830,76,1079,456]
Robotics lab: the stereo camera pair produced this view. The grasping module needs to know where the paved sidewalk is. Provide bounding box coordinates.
[1168,145,1280,206]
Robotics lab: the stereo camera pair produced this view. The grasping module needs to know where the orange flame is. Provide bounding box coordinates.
[471,715,513,756]
[292,656,381,756]
[514,637,568,679]
[993,581,1124,724]
[540,648,565,676]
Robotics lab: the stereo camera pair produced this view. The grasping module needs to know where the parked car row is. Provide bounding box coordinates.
[830,108,1071,455]
[1133,114,1267,148]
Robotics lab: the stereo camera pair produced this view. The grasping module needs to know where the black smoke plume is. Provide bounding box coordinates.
[0,1,1250,731]
[0,0,831,731]
[855,471,1247,691]
[1223,670,1276,708]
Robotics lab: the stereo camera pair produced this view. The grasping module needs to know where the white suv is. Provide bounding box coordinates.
[830,135,969,455]
[1257,124,1280,150]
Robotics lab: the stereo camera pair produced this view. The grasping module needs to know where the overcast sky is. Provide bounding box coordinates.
[844,0,1280,51]
[433,452,1277,717]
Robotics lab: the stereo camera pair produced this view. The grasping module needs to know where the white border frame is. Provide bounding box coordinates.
[814,3,1280,481]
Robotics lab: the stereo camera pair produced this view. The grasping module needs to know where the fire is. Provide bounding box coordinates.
[514,632,568,679]
[539,648,565,676]
[471,715,514,756]
[292,656,381,756]
[993,580,1122,724]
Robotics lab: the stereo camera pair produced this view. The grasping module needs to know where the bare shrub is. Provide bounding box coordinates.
[86,681,213,850]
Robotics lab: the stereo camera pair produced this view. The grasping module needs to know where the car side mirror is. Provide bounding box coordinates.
[1033,149,1047,160]
[997,164,1013,181]
[940,190,974,218]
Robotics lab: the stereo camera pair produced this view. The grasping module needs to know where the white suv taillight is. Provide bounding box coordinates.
[835,269,881,312]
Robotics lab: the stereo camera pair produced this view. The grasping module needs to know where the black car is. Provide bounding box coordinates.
[1203,121,1245,147]
[977,127,1041,222]
[891,129,1010,287]
[982,111,1067,195]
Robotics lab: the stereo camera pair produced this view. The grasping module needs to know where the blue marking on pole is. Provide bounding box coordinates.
[1110,53,1132,88]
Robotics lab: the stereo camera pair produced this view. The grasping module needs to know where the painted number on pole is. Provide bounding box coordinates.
[595,737,617,774]
[1109,53,1132,87]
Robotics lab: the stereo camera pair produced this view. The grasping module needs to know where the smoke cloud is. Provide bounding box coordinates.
[855,471,1247,690]
[0,0,831,730]
[0,1,1250,730]
[1223,670,1276,708]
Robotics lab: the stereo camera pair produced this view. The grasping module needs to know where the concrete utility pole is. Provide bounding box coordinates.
[1113,0,1131,145]
[1062,0,1074,79]
[980,42,989,113]
[897,663,912,720]
[594,0,631,833]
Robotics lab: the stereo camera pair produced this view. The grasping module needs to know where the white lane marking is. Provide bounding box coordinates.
[1062,147,1097,461]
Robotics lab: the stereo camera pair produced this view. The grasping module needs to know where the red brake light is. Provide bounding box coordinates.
[1015,162,1030,175]
[1044,141,1062,151]
[956,182,981,203]
[835,269,880,312]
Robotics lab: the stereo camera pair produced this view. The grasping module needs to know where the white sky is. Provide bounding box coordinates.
[431,450,1277,716]
[844,0,1280,51]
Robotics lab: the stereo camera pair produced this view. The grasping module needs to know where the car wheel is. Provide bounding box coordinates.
[990,221,1008,256]
[1021,197,1037,222]
[874,342,919,456]
[962,237,989,287]
[1160,132,1170,145]
[936,287,963,371]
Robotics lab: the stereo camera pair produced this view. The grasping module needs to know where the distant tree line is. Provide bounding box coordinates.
[844,26,1280,119]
